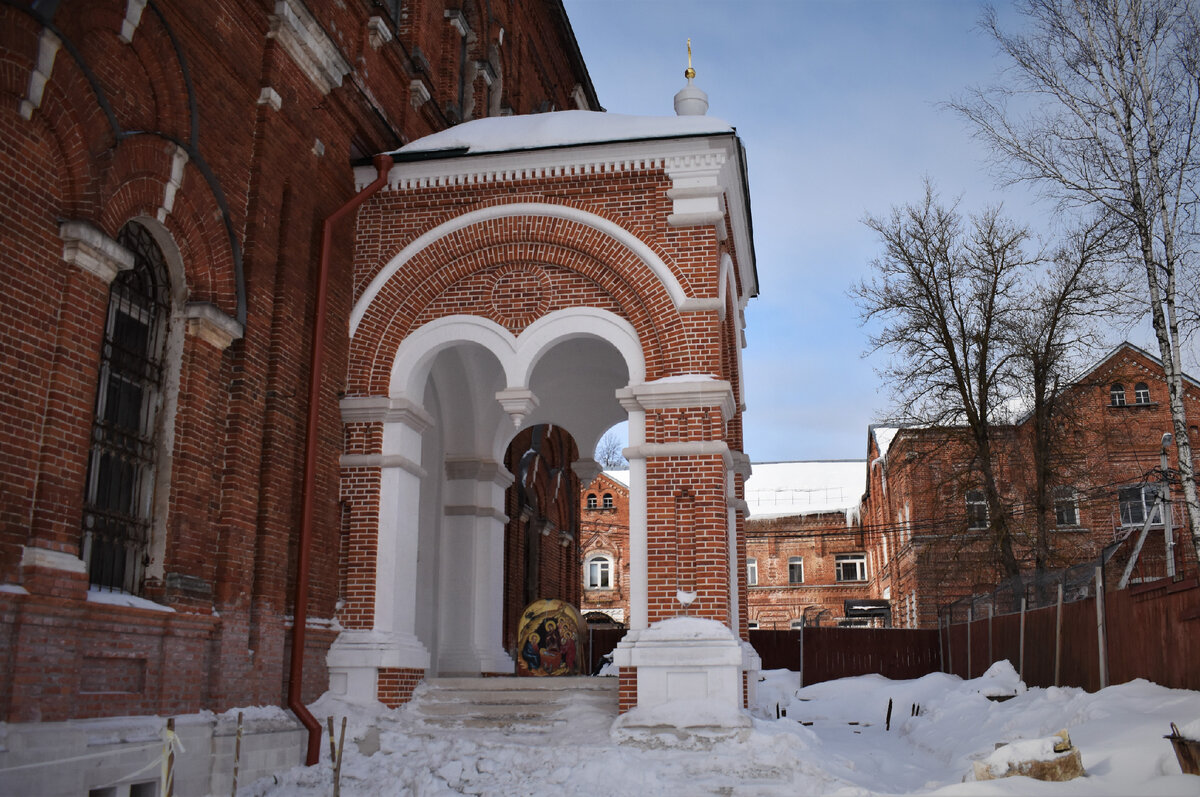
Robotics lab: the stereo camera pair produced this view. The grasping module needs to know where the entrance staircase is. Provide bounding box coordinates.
[404,676,618,738]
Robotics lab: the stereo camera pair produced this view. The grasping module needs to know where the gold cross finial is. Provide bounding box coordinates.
[685,39,696,80]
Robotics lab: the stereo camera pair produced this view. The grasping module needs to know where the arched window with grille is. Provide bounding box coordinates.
[81,221,171,594]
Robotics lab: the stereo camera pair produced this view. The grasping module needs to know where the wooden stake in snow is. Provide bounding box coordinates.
[1018,596,1027,683]
[885,699,893,731]
[1054,584,1064,688]
[334,717,347,797]
[231,711,243,797]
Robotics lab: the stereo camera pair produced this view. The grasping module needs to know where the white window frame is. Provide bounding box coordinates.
[586,493,597,509]
[601,493,614,509]
[1119,484,1162,527]
[585,554,613,589]
[966,489,989,530]
[746,557,758,586]
[835,553,867,583]
[1053,486,1079,528]
[1134,382,1151,404]
[787,556,804,584]
[790,619,805,630]
[1110,383,1127,406]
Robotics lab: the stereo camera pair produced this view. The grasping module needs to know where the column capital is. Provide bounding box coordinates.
[495,387,539,428]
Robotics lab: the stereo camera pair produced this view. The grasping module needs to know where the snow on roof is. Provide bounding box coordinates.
[872,427,899,461]
[395,110,734,156]
[602,469,630,489]
[745,460,865,519]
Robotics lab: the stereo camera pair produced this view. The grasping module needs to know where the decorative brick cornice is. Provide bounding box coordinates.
[60,220,133,284]
[268,0,351,95]
[618,377,736,421]
[340,396,434,431]
[623,441,732,466]
[185,302,242,350]
[339,453,425,478]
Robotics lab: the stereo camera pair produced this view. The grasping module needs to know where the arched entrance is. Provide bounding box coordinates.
[329,113,759,719]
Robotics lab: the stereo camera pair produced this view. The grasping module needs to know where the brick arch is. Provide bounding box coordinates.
[350,207,704,394]
[97,135,238,318]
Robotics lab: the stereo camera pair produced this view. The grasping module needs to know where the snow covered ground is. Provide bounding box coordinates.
[248,662,1200,796]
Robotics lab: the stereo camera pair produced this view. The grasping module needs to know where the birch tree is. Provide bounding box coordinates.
[953,0,1200,553]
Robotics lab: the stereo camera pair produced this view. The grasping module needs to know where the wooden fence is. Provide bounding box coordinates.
[584,576,1199,690]
[942,574,1200,692]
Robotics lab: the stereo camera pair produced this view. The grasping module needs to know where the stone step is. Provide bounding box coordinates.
[422,676,615,692]
[405,676,618,734]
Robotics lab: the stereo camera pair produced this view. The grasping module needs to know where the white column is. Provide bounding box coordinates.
[618,389,648,631]
[327,398,432,703]
[436,458,515,674]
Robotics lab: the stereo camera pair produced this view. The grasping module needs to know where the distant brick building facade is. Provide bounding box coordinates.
[712,344,1199,632]
[579,471,631,625]
[866,343,1200,628]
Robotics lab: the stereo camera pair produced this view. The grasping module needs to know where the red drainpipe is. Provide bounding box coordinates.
[289,153,394,766]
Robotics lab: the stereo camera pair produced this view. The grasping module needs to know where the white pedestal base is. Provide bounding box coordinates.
[326,630,430,704]
[611,617,756,733]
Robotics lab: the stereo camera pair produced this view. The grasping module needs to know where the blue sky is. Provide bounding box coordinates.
[562,0,1192,463]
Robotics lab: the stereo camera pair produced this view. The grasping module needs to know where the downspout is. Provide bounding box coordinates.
[290,153,393,766]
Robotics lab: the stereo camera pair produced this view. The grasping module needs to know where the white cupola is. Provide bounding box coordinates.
[673,39,709,116]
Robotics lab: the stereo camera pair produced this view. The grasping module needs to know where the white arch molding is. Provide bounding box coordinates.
[349,201,720,338]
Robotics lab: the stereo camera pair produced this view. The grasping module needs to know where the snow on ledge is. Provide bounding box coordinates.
[639,616,736,642]
[87,586,175,613]
[0,584,29,595]
[395,111,734,156]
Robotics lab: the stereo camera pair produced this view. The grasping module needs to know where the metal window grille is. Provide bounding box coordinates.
[1118,484,1162,527]
[81,222,169,594]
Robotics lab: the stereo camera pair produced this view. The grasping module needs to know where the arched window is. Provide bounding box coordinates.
[1110,383,1126,406]
[82,221,171,594]
[585,554,613,589]
[1134,382,1151,404]
[602,493,614,509]
[586,493,597,509]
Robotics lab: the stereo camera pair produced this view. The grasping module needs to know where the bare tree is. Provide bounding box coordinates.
[855,184,1036,581]
[952,0,1200,553]
[1013,217,1124,579]
[595,431,627,470]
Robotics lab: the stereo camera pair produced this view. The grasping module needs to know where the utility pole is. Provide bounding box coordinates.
[1161,433,1175,580]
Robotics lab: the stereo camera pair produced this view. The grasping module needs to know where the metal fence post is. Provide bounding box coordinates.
[966,604,973,680]
[987,603,993,668]
[1054,582,1064,688]
[1095,565,1108,689]
[1018,596,1026,683]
